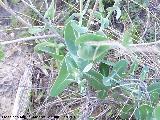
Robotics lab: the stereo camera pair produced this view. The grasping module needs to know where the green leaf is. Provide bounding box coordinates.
[71,20,88,34]
[99,62,110,77]
[34,42,55,53]
[112,60,128,78]
[83,63,93,73]
[0,47,4,61]
[34,42,64,60]
[122,29,133,47]
[64,22,78,56]
[140,66,149,80]
[44,0,56,20]
[50,58,72,96]
[150,92,159,106]
[100,17,109,29]
[28,27,44,34]
[77,45,95,60]
[153,105,160,120]
[120,104,134,119]
[11,0,20,4]
[147,82,160,93]
[115,7,121,20]
[75,33,107,45]
[102,77,112,86]
[93,46,109,61]
[97,90,108,99]
[76,59,90,71]
[135,104,153,120]
[77,45,109,61]
[129,60,138,75]
[84,70,109,90]
[65,54,78,76]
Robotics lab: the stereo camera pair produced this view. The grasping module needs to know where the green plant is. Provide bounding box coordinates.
[0,0,159,119]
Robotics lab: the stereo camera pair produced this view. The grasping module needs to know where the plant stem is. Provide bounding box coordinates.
[0,0,31,27]
[0,34,63,45]
[79,0,83,26]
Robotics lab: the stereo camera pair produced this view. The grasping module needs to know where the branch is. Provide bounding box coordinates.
[0,0,31,27]
[0,34,63,45]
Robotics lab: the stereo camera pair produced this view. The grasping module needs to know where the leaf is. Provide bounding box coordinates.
[140,66,149,80]
[44,0,56,20]
[64,22,78,56]
[34,42,64,60]
[65,54,78,76]
[77,45,109,61]
[120,104,134,119]
[93,46,109,61]
[150,92,159,106]
[0,47,4,61]
[76,58,90,71]
[71,20,88,34]
[135,104,153,120]
[11,0,20,4]
[83,63,93,73]
[28,27,44,34]
[129,60,138,75]
[153,105,160,120]
[147,82,160,93]
[75,33,107,45]
[99,62,110,77]
[122,29,133,47]
[102,77,112,87]
[115,7,121,20]
[77,45,95,60]
[50,58,72,96]
[97,90,108,99]
[100,17,109,29]
[84,70,109,90]
[112,59,128,78]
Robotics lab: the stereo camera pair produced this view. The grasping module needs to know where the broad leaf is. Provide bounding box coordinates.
[115,6,121,20]
[129,60,138,75]
[34,42,64,60]
[44,0,56,20]
[77,45,109,61]
[28,27,44,34]
[102,77,112,87]
[50,58,72,96]
[99,62,110,77]
[83,63,93,73]
[100,17,109,29]
[75,33,107,45]
[77,45,95,60]
[120,104,134,119]
[122,29,133,47]
[11,0,20,4]
[153,105,160,120]
[71,20,88,34]
[65,54,78,76]
[135,104,153,120]
[84,70,109,90]
[147,82,160,93]
[64,22,78,56]
[150,92,159,106]
[140,66,149,80]
[112,59,128,78]
[97,90,108,99]
[0,47,4,61]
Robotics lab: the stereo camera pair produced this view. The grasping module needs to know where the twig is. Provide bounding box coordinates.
[139,8,150,42]
[0,34,63,45]
[0,0,31,27]
[10,66,32,120]
[87,0,99,27]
